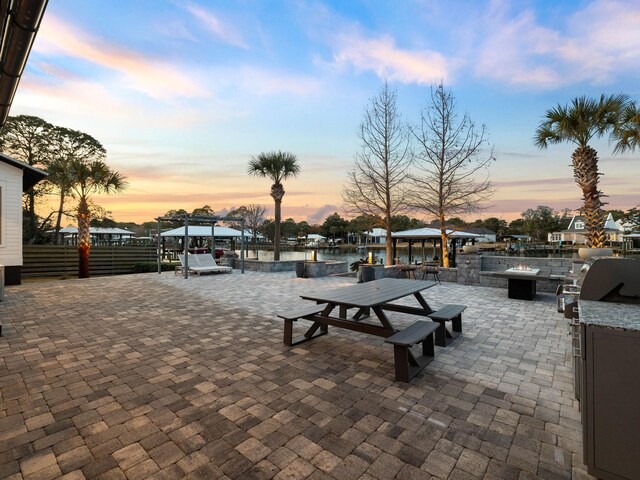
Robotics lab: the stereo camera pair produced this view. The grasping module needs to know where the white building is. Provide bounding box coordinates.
[365,228,387,244]
[0,155,47,285]
[548,214,624,245]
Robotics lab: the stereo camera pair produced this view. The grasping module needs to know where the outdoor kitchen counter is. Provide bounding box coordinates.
[579,300,640,332]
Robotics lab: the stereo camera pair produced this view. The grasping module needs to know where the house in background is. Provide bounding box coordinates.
[0,154,47,286]
[365,228,387,244]
[464,227,497,243]
[548,214,624,245]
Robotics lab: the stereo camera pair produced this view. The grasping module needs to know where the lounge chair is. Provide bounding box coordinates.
[193,254,232,273]
[177,253,232,275]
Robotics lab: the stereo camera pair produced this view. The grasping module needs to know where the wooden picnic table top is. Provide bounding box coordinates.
[300,278,437,308]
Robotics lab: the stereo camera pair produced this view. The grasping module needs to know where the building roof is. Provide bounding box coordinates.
[365,228,387,237]
[564,214,621,233]
[391,227,480,239]
[0,1,49,125]
[0,153,48,191]
[161,226,248,238]
[50,227,135,235]
[464,227,496,235]
[305,234,326,240]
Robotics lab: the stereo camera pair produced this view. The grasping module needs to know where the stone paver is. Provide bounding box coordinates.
[0,271,595,478]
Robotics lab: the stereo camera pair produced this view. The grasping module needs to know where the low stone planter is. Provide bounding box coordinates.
[578,247,613,260]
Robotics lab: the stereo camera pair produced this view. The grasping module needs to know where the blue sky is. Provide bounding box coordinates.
[13,0,640,223]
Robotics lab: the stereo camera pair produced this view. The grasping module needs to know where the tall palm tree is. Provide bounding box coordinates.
[248,151,300,260]
[46,157,76,245]
[68,159,127,278]
[613,101,640,154]
[534,94,629,248]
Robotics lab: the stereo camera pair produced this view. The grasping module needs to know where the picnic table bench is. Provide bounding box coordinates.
[428,304,466,346]
[385,321,439,381]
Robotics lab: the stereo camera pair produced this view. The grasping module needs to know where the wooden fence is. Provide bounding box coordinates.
[22,245,157,278]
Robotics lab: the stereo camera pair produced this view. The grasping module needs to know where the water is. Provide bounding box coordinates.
[235,247,640,264]
[237,247,437,265]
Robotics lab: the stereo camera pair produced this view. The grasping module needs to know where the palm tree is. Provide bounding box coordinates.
[68,159,127,278]
[613,101,640,154]
[534,94,629,248]
[248,151,300,261]
[46,157,76,245]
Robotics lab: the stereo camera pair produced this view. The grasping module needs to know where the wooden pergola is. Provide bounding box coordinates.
[155,214,246,278]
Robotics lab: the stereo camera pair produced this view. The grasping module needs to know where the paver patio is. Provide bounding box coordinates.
[0,271,594,479]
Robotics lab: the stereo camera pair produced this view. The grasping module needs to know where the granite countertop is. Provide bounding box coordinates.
[579,300,640,332]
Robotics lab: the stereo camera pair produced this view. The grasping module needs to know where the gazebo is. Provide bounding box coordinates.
[391,227,481,267]
[155,214,246,278]
[49,226,135,246]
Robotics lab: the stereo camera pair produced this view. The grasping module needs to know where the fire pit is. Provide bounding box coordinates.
[493,266,548,300]
[505,265,540,275]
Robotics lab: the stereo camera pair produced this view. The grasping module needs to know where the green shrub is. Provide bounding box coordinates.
[134,262,175,273]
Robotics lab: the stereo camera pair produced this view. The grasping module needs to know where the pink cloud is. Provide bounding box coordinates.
[333,32,449,84]
[35,15,208,99]
[473,0,640,88]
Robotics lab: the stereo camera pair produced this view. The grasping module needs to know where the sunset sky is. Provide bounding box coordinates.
[12,0,640,225]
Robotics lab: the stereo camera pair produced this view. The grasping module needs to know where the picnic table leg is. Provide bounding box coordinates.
[353,307,370,320]
[452,313,462,333]
[339,305,347,319]
[413,292,434,314]
[372,306,396,332]
[302,304,334,340]
[284,320,294,346]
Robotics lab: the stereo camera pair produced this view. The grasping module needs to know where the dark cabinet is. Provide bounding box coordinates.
[581,325,640,480]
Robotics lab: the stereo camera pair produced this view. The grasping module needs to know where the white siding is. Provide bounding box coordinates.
[0,162,23,267]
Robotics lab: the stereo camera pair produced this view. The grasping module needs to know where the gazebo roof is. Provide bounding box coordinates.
[391,227,480,239]
[160,226,248,237]
[50,227,134,235]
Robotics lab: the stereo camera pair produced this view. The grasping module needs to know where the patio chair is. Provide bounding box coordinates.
[420,261,440,284]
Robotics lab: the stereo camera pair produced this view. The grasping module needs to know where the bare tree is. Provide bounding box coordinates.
[228,204,267,245]
[343,82,412,265]
[409,82,495,267]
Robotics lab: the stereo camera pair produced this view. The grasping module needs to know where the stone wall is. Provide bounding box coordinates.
[229,258,348,276]
[230,259,298,272]
[455,253,574,292]
[456,252,480,285]
[304,261,348,277]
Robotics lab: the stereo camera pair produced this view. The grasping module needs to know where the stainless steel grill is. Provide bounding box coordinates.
[557,257,640,401]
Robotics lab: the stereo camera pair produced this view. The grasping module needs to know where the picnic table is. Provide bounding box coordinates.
[278,278,467,381]
[296,277,437,340]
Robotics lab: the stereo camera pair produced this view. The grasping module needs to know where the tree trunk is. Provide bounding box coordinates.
[53,190,66,245]
[77,197,91,278]
[572,146,606,248]
[28,190,37,243]
[271,183,285,261]
[439,208,449,267]
[385,225,393,266]
[274,199,281,261]
[441,230,449,268]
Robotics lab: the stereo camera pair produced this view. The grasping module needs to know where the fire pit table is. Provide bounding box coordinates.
[492,267,549,300]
